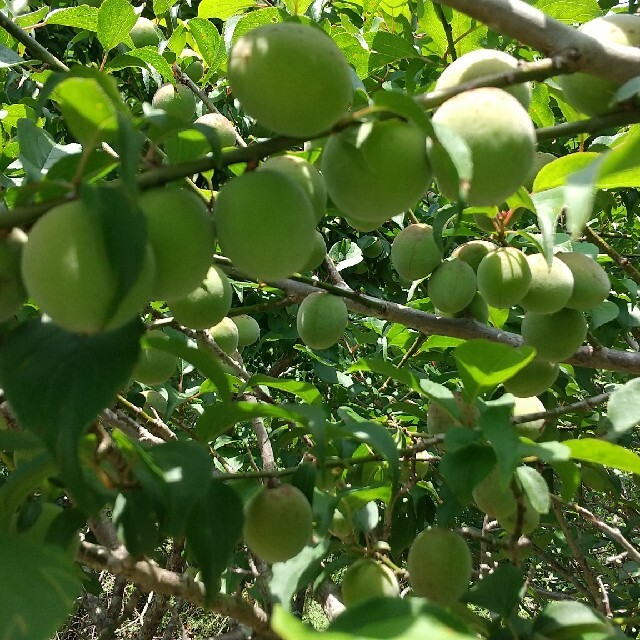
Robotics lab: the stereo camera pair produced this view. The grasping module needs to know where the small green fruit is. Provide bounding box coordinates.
[451,240,497,272]
[301,231,327,272]
[152,83,196,122]
[519,254,574,314]
[209,317,239,355]
[521,308,587,362]
[429,88,536,206]
[228,23,352,137]
[329,510,354,541]
[297,292,348,350]
[513,395,546,440]
[473,466,518,519]
[215,172,317,281]
[360,236,385,259]
[139,187,215,301]
[477,247,531,308]
[132,330,177,386]
[169,265,232,330]
[231,314,260,347]
[129,17,160,49]
[390,224,442,281]
[556,252,610,311]
[322,120,432,224]
[428,258,477,314]
[243,485,313,563]
[0,229,27,321]
[533,600,614,639]
[181,49,204,83]
[341,559,400,607]
[195,112,237,148]
[504,357,559,397]
[407,528,472,605]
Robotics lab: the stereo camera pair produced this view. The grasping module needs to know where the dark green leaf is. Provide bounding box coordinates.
[465,563,526,615]
[440,444,495,504]
[516,466,550,514]
[0,43,25,68]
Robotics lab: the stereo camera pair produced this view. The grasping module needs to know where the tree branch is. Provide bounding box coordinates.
[511,392,611,425]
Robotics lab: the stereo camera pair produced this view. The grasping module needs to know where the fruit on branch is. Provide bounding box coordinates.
[407,527,472,605]
[556,252,611,310]
[521,308,587,362]
[0,228,27,322]
[435,49,532,108]
[194,112,237,148]
[132,330,177,386]
[451,239,497,272]
[227,23,352,137]
[426,392,479,435]
[297,292,348,350]
[472,466,517,518]
[360,236,385,259]
[472,207,524,233]
[341,559,400,607]
[436,291,489,324]
[257,155,327,222]
[321,120,432,224]
[329,509,355,541]
[390,224,442,281]
[301,231,327,272]
[151,83,196,122]
[215,172,317,280]
[129,17,161,48]
[476,246,532,309]
[428,88,536,206]
[209,317,239,355]
[243,484,313,563]
[139,187,215,301]
[169,265,232,330]
[428,258,477,315]
[557,15,640,116]
[231,314,260,347]
[181,49,204,83]
[497,492,540,535]
[525,151,556,191]
[21,201,155,334]
[163,112,237,163]
[504,357,559,397]
[519,254,574,314]
[512,395,546,440]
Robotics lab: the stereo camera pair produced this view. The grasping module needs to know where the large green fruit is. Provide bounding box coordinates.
[322,120,432,224]
[435,49,531,108]
[209,317,239,355]
[243,484,313,563]
[300,231,327,273]
[521,308,587,362]
[228,23,352,137]
[139,187,215,301]
[129,17,160,48]
[163,112,237,163]
[341,559,400,607]
[429,88,536,206]
[513,395,546,440]
[194,112,237,148]
[151,83,196,122]
[257,155,327,222]
[519,254,574,314]
[21,201,155,334]
[504,357,559,397]
[557,15,640,116]
[169,265,232,330]
[427,392,479,435]
[473,466,517,519]
[0,228,27,322]
[428,258,477,315]
[407,528,472,605]
[451,240,497,272]
[232,314,260,347]
[390,224,442,281]
[477,247,531,309]
[556,252,610,310]
[215,172,317,281]
[297,292,348,350]
[132,330,177,386]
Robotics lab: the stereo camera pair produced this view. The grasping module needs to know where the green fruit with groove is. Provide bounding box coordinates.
[297,292,348,350]
[556,252,610,311]
[504,357,559,397]
[129,17,161,48]
[512,395,546,440]
[520,253,574,314]
[209,317,239,355]
[428,258,477,315]
[341,559,400,607]
[390,224,442,282]
[473,466,517,519]
[231,314,260,347]
[300,231,327,273]
[194,112,237,148]
[521,308,587,362]
[132,330,177,386]
[426,392,479,435]
[152,83,196,122]
[451,239,497,272]
[477,246,531,309]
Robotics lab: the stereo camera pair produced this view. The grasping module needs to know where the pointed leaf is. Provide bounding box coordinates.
[564,438,640,475]
[465,562,526,615]
[516,466,550,514]
[607,378,640,436]
[97,0,137,52]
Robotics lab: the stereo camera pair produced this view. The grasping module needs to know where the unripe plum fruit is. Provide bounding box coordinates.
[209,317,239,355]
[512,395,546,440]
[231,314,260,347]
[301,231,327,272]
[215,171,317,281]
[321,120,432,223]
[0,228,27,322]
[437,291,489,324]
[152,83,196,122]
[504,357,559,397]
[451,240,497,272]
[228,23,352,137]
[477,247,531,309]
[557,15,640,116]
[163,112,237,163]
[390,224,442,282]
[427,392,479,435]
[21,200,155,334]
[521,308,587,362]
[297,292,348,350]
[138,187,215,301]
[194,112,237,148]
[556,252,610,310]
[169,265,232,330]
[407,527,472,605]
[472,208,524,233]
[497,492,540,535]
[360,236,385,259]
[519,253,574,314]
[329,510,355,541]
[429,88,536,206]
[341,559,400,607]
[243,484,313,563]
[129,17,161,48]
[257,155,327,222]
[428,258,477,315]
[181,49,204,83]
[473,466,518,519]
[435,49,531,108]
[343,212,390,233]
[132,330,178,386]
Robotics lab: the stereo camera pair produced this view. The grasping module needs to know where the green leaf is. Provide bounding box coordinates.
[527,0,601,23]
[589,300,619,330]
[153,0,177,16]
[97,0,137,52]
[564,154,607,238]
[245,374,323,406]
[606,378,640,437]
[281,0,313,15]
[0,536,83,640]
[597,126,640,189]
[465,563,526,615]
[186,480,244,604]
[366,30,419,70]
[564,438,640,475]
[198,0,255,20]
[528,83,554,129]
[0,43,26,68]
[516,466,550,514]
[112,489,161,557]
[454,340,535,399]
[372,89,435,137]
[533,153,599,192]
[328,239,363,271]
[529,187,565,261]
[107,47,175,83]
[45,6,99,31]
[440,444,495,504]
[188,17,225,73]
